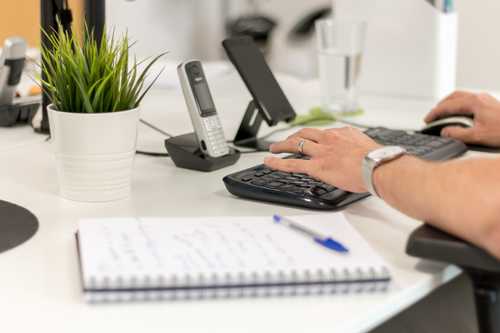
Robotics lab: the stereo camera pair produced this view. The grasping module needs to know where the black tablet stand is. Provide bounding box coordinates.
[233,100,273,151]
[165,133,240,172]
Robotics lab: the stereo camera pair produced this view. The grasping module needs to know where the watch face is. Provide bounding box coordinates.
[368,146,405,163]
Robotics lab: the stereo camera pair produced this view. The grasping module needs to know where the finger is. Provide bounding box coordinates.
[441,126,478,143]
[424,96,476,123]
[264,156,313,174]
[439,90,472,104]
[287,128,324,143]
[270,138,325,157]
[327,126,359,135]
[428,91,471,121]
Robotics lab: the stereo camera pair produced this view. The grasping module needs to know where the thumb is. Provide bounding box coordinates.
[441,126,476,143]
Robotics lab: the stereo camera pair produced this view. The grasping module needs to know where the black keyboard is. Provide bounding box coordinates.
[223,127,468,210]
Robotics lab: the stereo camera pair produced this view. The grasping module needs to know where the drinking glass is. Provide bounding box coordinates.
[316,19,367,114]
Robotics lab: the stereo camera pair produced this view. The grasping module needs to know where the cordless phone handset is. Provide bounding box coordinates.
[177,60,230,158]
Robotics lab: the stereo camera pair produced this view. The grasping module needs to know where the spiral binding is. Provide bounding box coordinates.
[84,265,391,303]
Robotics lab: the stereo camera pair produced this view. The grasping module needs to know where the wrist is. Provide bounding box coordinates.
[362,146,407,197]
[372,155,414,199]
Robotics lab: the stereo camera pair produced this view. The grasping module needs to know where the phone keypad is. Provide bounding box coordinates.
[203,117,229,156]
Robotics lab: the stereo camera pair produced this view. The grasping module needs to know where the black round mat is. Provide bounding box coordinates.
[0,200,39,254]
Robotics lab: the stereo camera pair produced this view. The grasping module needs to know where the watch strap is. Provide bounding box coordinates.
[362,146,407,198]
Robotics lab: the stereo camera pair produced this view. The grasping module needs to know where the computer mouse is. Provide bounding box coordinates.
[420,115,500,153]
[420,115,474,137]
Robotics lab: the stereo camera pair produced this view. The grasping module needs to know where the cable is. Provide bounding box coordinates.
[231,116,373,145]
[228,125,295,145]
[136,150,170,157]
[136,117,374,158]
[139,118,174,138]
[238,150,263,154]
[136,119,173,157]
[336,118,371,129]
[258,125,295,140]
[336,117,417,132]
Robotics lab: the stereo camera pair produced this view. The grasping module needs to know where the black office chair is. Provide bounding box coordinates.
[407,225,500,333]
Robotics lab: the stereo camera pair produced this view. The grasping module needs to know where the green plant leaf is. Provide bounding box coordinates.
[40,21,166,113]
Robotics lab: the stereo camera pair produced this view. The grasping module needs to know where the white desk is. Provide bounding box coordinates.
[0,73,467,333]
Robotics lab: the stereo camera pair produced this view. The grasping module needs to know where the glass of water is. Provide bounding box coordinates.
[316,19,367,114]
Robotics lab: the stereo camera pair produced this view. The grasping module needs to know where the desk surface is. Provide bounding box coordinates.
[0,73,468,333]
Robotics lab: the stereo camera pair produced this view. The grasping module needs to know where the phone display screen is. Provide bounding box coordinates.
[193,81,216,116]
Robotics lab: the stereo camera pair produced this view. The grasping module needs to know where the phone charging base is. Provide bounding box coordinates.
[165,133,240,172]
[0,101,40,127]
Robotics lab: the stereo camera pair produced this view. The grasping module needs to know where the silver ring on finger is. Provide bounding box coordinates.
[297,139,306,155]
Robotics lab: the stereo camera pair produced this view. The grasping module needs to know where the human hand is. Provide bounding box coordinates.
[264,127,381,193]
[425,91,500,147]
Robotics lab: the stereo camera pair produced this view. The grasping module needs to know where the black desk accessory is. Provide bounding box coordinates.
[407,225,500,333]
[39,0,106,133]
[233,100,274,151]
[289,7,332,40]
[226,15,277,54]
[0,200,38,254]
[222,36,296,151]
[224,128,468,210]
[0,100,40,127]
[40,0,74,134]
[0,36,39,127]
[165,133,240,172]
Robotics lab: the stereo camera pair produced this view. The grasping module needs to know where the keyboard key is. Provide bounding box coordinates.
[311,187,327,196]
[428,140,446,148]
[281,184,301,193]
[238,172,255,180]
[292,173,307,178]
[251,180,267,186]
[265,181,285,189]
[274,172,291,177]
[322,184,337,192]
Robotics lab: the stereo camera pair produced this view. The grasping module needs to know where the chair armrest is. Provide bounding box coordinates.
[406,224,500,272]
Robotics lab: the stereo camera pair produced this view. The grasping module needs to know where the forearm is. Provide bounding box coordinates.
[373,156,500,259]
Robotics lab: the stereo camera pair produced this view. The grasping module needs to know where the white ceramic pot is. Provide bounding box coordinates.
[47,105,139,202]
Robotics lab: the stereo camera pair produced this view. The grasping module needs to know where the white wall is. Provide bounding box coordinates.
[455,0,500,90]
[106,0,225,61]
[106,0,329,68]
[106,0,500,91]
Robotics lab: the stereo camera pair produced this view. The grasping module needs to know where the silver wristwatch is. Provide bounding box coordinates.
[362,146,407,197]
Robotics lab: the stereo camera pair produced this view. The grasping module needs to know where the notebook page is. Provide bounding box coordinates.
[78,214,389,289]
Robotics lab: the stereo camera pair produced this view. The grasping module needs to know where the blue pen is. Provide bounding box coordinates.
[273,214,349,254]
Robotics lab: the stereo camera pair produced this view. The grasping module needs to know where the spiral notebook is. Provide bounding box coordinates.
[76,214,391,303]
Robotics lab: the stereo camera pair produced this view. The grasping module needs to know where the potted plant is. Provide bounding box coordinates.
[41,25,165,202]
